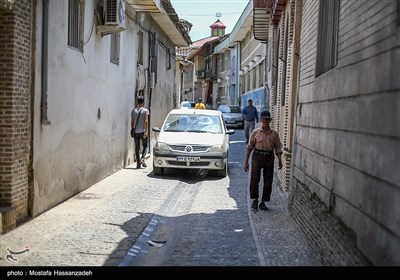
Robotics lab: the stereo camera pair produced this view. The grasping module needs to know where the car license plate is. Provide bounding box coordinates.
[226,121,235,124]
[176,156,200,162]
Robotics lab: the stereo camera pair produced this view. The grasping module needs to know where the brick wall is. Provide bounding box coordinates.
[288,179,370,265]
[0,0,32,232]
[0,8,14,207]
[277,151,291,191]
[269,0,298,191]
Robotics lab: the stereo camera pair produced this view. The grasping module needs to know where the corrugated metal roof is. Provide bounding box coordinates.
[253,8,270,42]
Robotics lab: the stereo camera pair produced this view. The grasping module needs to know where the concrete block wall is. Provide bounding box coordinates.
[0,0,32,233]
[289,0,400,265]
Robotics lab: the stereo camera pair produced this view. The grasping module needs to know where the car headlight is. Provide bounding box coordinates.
[155,142,169,151]
[209,144,225,152]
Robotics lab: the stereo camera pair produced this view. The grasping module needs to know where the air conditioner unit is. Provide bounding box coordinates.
[104,0,125,25]
[97,0,125,36]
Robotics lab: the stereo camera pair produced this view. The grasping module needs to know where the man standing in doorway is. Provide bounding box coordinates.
[131,96,149,169]
[242,99,258,143]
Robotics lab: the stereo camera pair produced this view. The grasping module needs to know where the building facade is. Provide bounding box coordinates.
[263,0,302,190]
[289,0,400,265]
[0,0,190,233]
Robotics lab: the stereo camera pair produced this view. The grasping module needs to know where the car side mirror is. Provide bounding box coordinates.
[226,129,235,135]
[152,127,161,132]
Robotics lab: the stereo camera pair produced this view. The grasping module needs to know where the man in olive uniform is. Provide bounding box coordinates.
[244,111,282,210]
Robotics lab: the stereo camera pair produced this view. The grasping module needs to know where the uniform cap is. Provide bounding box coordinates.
[260,111,271,119]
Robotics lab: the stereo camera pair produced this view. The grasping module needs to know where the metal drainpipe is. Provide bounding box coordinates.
[28,0,38,216]
[147,32,155,155]
[41,0,50,125]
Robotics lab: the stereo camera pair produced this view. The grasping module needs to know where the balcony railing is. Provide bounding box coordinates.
[175,47,190,58]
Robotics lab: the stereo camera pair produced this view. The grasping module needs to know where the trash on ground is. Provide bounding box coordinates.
[146,240,167,248]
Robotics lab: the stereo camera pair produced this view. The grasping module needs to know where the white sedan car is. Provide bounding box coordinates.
[180,101,196,109]
[217,104,244,128]
[152,109,235,177]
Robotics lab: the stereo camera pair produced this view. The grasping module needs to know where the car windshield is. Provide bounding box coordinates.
[163,114,222,134]
[180,102,195,109]
[229,106,241,113]
[218,105,241,113]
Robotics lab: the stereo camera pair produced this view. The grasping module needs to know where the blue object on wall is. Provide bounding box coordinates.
[241,87,267,119]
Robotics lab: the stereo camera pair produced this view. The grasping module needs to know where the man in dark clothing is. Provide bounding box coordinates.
[131,96,149,169]
[241,99,258,143]
[244,111,282,210]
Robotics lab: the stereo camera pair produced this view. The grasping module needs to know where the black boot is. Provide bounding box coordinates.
[251,199,258,210]
[259,202,268,211]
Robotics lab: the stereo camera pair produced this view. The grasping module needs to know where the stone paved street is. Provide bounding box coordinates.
[0,130,318,269]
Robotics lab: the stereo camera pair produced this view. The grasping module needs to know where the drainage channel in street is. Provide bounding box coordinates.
[119,181,200,266]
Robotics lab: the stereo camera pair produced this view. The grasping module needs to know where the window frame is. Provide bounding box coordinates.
[315,0,340,77]
[68,0,84,52]
[138,30,144,65]
[110,32,120,65]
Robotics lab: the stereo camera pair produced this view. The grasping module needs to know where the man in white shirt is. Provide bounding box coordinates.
[131,96,149,169]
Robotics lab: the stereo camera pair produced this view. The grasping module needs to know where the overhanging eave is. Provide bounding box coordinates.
[126,0,161,13]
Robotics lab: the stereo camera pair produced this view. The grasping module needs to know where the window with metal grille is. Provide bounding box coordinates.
[246,72,251,91]
[138,31,143,65]
[258,61,264,87]
[110,32,120,65]
[150,33,158,84]
[213,55,218,76]
[397,0,400,26]
[316,0,340,77]
[166,48,171,70]
[68,0,84,52]
[252,68,256,89]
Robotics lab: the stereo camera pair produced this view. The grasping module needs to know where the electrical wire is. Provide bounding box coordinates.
[125,10,176,59]
[167,12,242,17]
[82,10,96,46]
